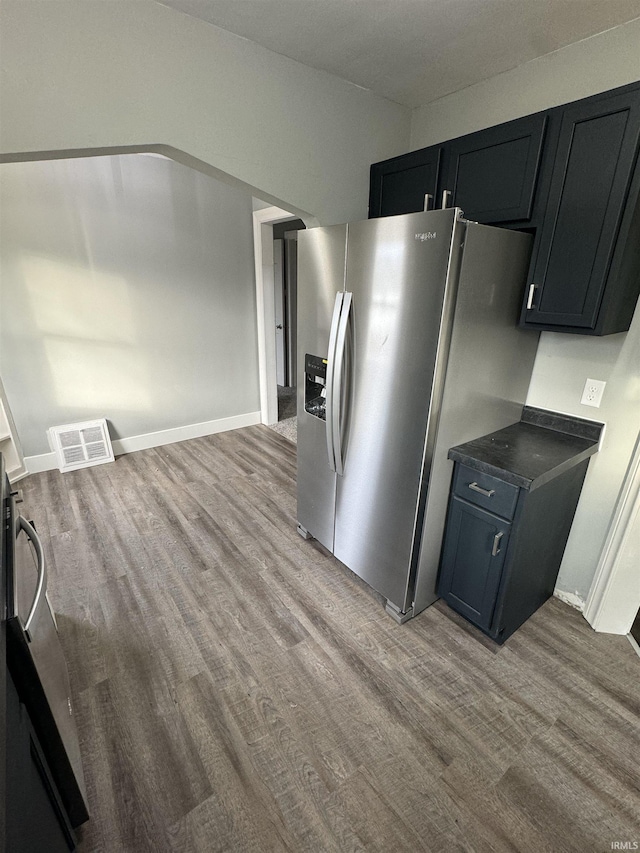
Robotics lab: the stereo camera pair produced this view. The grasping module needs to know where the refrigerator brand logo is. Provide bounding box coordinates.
[415,232,437,241]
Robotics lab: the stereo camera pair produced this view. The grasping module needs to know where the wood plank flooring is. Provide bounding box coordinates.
[19,425,640,852]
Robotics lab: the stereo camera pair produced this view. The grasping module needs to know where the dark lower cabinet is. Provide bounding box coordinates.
[439,497,510,632]
[6,670,77,852]
[438,459,590,643]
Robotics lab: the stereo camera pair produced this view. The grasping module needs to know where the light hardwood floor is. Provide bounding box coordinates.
[20,426,640,852]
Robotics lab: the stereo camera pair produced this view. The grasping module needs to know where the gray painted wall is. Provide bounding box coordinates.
[410,20,640,602]
[0,154,260,456]
[0,0,410,226]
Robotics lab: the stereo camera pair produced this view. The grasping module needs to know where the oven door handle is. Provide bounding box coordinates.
[19,515,47,642]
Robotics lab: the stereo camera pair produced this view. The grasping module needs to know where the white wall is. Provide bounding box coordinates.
[527,320,640,602]
[0,0,410,226]
[411,20,640,602]
[0,154,260,457]
[410,19,640,147]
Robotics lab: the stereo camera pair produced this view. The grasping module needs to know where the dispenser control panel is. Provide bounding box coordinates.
[304,354,327,420]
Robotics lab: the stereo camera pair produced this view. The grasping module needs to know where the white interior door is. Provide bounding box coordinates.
[284,231,298,389]
[274,238,286,387]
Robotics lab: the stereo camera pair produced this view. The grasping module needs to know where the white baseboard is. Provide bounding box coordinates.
[24,452,57,475]
[553,588,586,611]
[25,411,262,475]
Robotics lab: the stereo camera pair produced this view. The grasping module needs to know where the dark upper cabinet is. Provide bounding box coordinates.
[369,113,546,225]
[369,145,442,218]
[521,87,640,334]
[438,113,547,224]
[369,82,640,335]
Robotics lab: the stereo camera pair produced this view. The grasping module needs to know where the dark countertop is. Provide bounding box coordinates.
[448,406,604,490]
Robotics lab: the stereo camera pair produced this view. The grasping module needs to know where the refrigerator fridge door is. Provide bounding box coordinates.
[413,223,537,615]
[333,209,464,612]
[297,224,347,550]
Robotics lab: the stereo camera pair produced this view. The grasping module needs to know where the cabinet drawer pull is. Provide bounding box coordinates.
[526,283,537,310]
[423,193,433,212]
[469,482,495,498]
[491,532,503,557]
[441,189,453,209]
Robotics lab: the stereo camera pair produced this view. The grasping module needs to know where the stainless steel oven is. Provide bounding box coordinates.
[4,470,89,833]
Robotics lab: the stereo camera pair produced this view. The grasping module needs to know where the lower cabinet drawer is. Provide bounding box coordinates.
[452,464,519,519]
[438,496,510,632]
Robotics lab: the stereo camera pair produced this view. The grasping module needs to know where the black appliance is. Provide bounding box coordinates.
[2,453,89,851]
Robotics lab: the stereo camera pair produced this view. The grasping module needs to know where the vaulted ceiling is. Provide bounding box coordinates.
[156,0,640,107]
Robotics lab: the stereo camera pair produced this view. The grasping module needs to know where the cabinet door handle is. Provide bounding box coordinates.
[491,531,503,557]
[526,283,537,310]
[441,190,452,209]
[469,482,495,498]
[423,193,433,212]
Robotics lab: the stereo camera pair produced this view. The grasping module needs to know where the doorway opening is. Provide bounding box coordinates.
[631,608,640,650]
[271,219,305,443]
[253,204,311,445]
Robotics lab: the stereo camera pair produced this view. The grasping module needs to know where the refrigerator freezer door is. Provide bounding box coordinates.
[333,209,462,611]
[297,224,347,550]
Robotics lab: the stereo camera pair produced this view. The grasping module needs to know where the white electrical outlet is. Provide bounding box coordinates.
[581,378,606,408]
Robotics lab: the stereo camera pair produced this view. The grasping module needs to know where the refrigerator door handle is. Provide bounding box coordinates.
[325,292,344,472]
[332,291,352,476]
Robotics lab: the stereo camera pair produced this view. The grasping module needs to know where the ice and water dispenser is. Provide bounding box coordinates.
[304,354,327,420]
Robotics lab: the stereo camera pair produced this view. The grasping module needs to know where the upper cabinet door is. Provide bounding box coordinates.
[369,146,442,218]
[440,113,547,224]
[522,89,640,333]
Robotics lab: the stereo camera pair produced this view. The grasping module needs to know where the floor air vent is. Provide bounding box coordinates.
[48,419,115,473]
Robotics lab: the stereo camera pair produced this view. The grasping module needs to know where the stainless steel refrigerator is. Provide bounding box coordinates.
[296,208,539,622]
